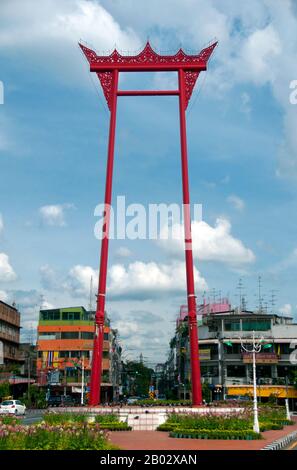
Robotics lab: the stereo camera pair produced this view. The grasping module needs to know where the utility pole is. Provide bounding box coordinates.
[27,353,31,407]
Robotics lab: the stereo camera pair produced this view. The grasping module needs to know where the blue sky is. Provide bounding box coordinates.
[1,0,297,363]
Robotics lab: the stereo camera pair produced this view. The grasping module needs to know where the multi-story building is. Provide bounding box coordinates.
[36,306,121,402]
[166,303,297,409]
[0,300,22,367]
[19,343,37,380]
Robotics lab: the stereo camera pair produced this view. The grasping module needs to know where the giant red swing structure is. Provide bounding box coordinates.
[79,40,217,406]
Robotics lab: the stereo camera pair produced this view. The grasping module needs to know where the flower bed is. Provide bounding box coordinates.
[157,406,292,439]
[43,412,131,431]
[0,422,116,450]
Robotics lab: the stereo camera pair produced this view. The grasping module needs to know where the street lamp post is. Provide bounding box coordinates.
[285,374,290,420]
[81,355,85,406]
[240,331,262,434]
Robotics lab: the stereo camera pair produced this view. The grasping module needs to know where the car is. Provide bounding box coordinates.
[0,399,26,415]
[157,394,166,400]
[47,395,62,407]
[127,396,141,405]
[61,395,77,406]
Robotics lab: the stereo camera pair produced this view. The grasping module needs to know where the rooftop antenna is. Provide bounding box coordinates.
[28,322,34,345]
[257,276,264,312]
[269,289,278,314]
[237,278,244,312]
[39,294,45,310]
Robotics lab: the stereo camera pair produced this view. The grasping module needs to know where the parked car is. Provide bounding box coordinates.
[47,395,77,407]
[0,399,26,415]
[47,395,62,407]
[61,395,77,406]
[127,396,141,405]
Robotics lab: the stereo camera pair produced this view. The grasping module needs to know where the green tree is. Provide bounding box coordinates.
[0,382,10,400]
[124,361,154,397]
[202,383,212,404]
[23,386,47,408]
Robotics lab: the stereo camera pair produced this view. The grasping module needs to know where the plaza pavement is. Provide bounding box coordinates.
[109,418,297,450]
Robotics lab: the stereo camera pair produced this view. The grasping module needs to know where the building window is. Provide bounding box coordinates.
[103,351,109,359]
[61,332,79,339]
[201,366,218,377]
[61,312,81,321]
[227,365,245,377]
[40,310,61,321]
[81,332,93,340]
[38,332,57,340]
[59,351,70,358]
[257,366,272,379]
[242,319,271,331]
[70,351,82,358]
[224,320,240,331]
[104,333,109,341]
[277,344,290,355]
[224,343,241,354]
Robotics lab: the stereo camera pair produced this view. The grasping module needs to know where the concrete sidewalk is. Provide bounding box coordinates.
[109,420,297,450]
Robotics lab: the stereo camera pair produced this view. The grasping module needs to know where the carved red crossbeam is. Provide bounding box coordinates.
[79,41,217,110]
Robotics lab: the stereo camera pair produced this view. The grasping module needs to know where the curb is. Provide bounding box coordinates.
[261,430,297,450]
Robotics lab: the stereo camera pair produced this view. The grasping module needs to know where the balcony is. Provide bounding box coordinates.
[0,331,20,344]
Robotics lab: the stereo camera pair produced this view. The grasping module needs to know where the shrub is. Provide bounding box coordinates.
[94,414,119,424]
[169,428,261,440]
[43,412,86,425]
[0,422,116,450]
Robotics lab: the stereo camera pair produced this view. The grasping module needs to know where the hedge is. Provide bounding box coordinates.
[169,429,262,440]
[97,423,132,431]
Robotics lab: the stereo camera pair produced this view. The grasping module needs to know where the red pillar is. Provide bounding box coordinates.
[178,68,202,406]
[89,69,119,406]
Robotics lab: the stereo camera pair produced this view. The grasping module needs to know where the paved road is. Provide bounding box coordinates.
[21,411,45,425]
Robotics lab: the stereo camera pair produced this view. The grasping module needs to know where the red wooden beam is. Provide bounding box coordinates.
[117,90,179,96]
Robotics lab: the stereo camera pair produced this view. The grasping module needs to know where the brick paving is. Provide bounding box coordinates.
[109,419,297,450]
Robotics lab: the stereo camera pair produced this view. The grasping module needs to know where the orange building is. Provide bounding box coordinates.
[37,306,121,402]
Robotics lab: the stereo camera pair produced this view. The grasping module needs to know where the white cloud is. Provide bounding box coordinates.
[115,247,132,258]
[39,203,74,227]
[279,303,292,317]
[0,0,140,85]
[108,260,207,299]
[239,24,281,85]
[159,218,255,266]
[0,253,17,282]
[65,260,207,300]
[227,194,245,211]
[102,1,297,180]
[65,265,97,297]
[39,265,59,290]
[0,290,9,303]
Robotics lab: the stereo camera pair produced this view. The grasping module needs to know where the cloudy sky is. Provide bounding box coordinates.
[1,0,297,364]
